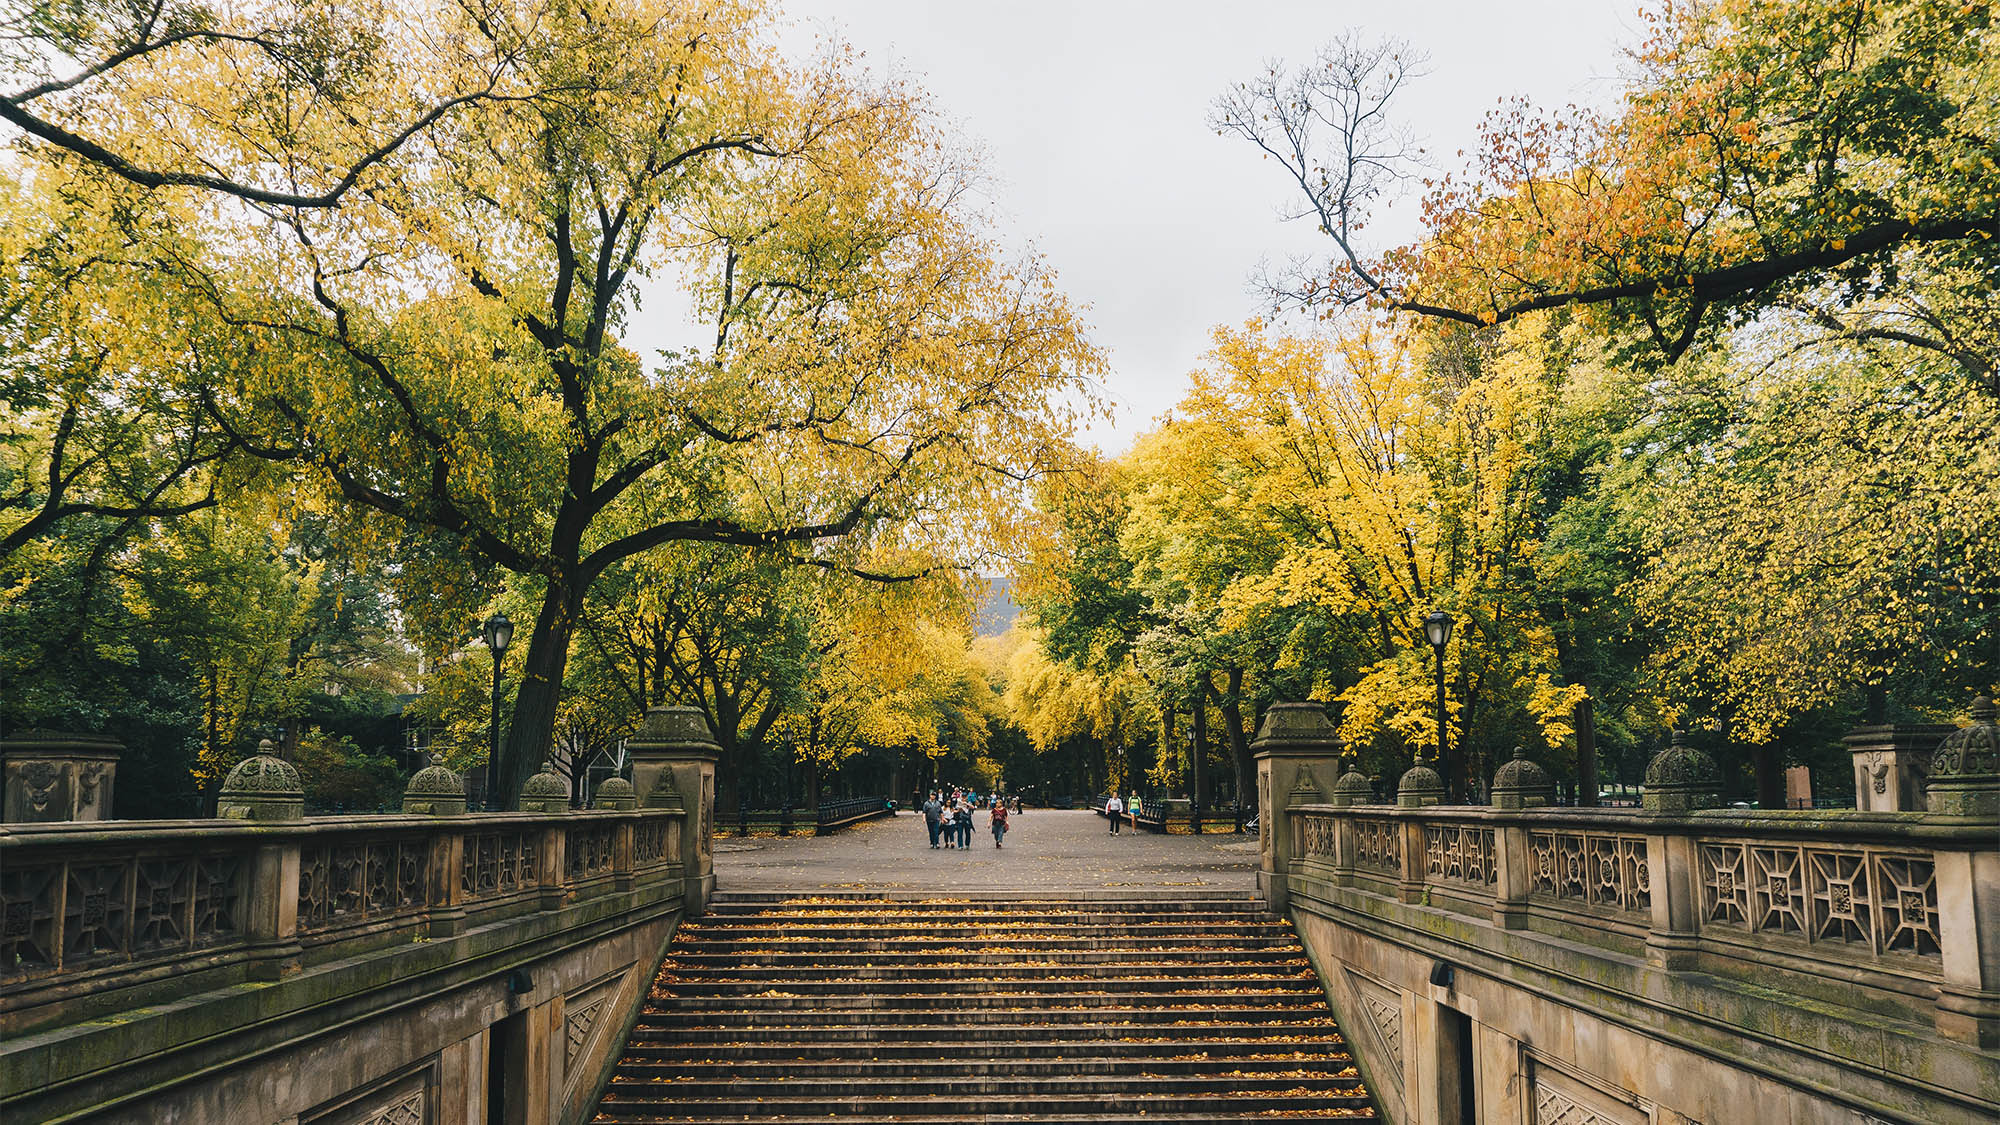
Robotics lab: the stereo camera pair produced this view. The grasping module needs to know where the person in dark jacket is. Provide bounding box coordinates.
[922,794,943,848]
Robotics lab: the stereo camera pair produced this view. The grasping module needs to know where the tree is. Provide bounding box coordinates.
[1,0,526,209]
[37,0,1102,804]
[1219,2,2000,362]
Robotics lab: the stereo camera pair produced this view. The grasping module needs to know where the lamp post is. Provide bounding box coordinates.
[1424,610,1455,799]
[482,611,512,805]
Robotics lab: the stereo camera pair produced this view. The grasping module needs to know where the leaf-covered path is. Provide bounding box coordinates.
[711,810,1258,894]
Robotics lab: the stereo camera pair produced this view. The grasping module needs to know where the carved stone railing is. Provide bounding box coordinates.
[1280,799,1997,1041]
[0,808,687,1032]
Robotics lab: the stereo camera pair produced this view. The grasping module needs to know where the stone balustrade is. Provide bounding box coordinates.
[0,807,688,1034]
[1284,802,1995,1033]
[1253,700,2000,1124]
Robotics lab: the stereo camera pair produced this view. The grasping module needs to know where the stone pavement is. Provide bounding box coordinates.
[710,809,1257,895]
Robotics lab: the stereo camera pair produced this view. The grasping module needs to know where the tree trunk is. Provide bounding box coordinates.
[1219,667,1253,817]
[498,577,584,808]
[1574,696,1599,807]
[1190,691,1210,812]
[1754,744,1785,808]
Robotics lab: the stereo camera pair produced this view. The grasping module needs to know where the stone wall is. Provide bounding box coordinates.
[1251,703,2000,1125]
[0,808,697,1125]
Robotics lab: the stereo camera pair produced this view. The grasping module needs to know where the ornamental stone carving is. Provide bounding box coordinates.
[592,775,638,811]
[1642,731,1721,814]
[1492,746,1554,810]
[1926,697,1998,819]
[3,731,122,823]
[1396,765,1444,808]
[1328,757,1374,807]
[518,761,572,814]
[401,754,467,816]
[217,741,304,822]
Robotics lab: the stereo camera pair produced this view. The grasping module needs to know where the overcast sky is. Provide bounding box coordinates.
[637,1,1646,453]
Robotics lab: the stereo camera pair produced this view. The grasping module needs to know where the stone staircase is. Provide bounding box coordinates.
[592,890,1376,1123]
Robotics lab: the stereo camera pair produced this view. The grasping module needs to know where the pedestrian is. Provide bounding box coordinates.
[1106,792,1123,834]
[959,801,974,848]
[990,800,1009,848]
[922,792,943,849]
[1130,790,1141,833]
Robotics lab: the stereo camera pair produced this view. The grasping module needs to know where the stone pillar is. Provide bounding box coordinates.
[1250,702,1345,914]
[1394,767,1443,905]
[245,840,303,981]
[1492,816,1533,930]
[1934,845,2000,1048]
[1,731,122,822]
[1927,698,2000,1046]
[1640,734,1716,970]
[1843,723,1953,812]
[626,705,718,915]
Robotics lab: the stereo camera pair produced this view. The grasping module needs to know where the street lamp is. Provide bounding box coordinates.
[482,611,512,802]
[1424,610,1454,797]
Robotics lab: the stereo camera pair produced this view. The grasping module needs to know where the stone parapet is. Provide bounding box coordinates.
[0,806,689,1036]
[1271,794,2000,1118]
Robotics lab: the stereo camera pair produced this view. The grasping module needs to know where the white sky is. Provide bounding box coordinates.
[634,1,1645,453]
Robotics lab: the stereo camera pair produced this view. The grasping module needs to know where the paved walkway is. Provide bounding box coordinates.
[710,809,1257,895]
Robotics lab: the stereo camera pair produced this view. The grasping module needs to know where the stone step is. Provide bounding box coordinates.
[639,1006,1341,1028]
[651,992,1329,1015]
[703,891,1263,906]
[700,907,1276,924]
[664,932,1304,948]
[615,1056,1354,1079]
[591,1117,1363,1125]
[659,976,1322,997]
[595,896,1377,1122]
[680,920,1292,937]
[594,1091,1375,1119]
[624,1023,1351,1046]
[659,961,1313,981]
[615,1040,1351,1062]
[607,1074,1365,1100]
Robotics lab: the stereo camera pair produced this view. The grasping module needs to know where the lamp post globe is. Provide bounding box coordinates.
[483,611,512,807]
[483,611,513,655]
[1424,610,1454,651]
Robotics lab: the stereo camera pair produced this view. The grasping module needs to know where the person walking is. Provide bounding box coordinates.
[958,800,974,848]
[990,800,1009,848]
[922,792,943,849]
[1106,793,1123,834]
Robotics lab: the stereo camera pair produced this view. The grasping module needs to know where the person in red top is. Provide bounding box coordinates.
[989,801,1009,848]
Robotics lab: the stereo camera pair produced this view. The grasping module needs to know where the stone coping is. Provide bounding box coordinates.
[1289,801,1997,843]
[713,888,1260,902]
[0,807,681,846]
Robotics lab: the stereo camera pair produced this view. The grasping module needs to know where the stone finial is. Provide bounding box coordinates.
[1642,730,1722,814]
[1926,696,1999,820]
[1250,701,1345,754]
[1491,746,1555,810]
[217,739,305,821]
[592,775,639,811]
[627,705,721,756]
[518,760,571,814]
[1328,757,1375,808]
[1397,764,1445,808]
[402,753,467,816]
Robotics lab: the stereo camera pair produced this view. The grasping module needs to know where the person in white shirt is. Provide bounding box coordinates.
[1106,793,1124,834]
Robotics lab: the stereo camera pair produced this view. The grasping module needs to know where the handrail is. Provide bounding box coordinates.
[1278,799,1996,1018]
[0,807,688,1024]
